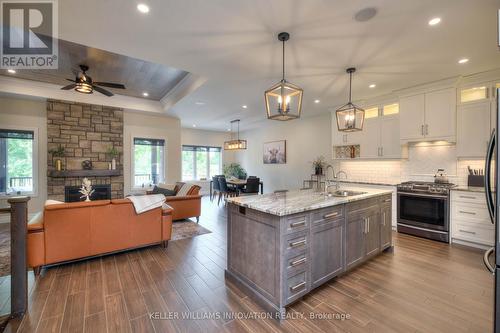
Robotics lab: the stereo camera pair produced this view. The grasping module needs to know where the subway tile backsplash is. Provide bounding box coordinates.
[332,145,485,187]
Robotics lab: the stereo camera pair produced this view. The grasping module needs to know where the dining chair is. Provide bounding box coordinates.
[211,176,221,201]
[218,177,238,205]
[241,177,260,195]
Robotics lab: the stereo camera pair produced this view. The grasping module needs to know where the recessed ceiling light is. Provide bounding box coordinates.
[137,3,150,13]
[369,84,376,88]
[192,124,196,128]
[242,105,247,109]
[142,92,149,97]
[314,99,320,104]
[7,69,16,74]
[195,101,205,106]
[227,129,231,131]
[428,17,441,26]
[458,58,469,64]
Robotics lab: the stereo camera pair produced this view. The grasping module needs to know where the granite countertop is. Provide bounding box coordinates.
[338,180,398,186]
[226,187,393,216]
[452,186,485,193]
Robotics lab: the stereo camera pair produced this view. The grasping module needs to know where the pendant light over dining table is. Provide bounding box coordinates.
[335,67,365,132]
[264,32,303,121]
[224,119,247,150]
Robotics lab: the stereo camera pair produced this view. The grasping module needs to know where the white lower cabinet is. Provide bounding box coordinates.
[451,190,494,248]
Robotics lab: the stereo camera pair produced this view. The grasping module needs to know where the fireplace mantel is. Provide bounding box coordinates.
[48,169,121,178]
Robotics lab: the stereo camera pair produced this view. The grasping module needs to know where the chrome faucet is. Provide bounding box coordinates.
[324,169,348,194]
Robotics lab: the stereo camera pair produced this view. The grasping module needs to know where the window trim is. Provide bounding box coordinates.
[131,134,167,189]
[182,145,222,181]
[0,125,38,199]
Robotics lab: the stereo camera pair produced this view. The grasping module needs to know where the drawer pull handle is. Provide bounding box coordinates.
[323,212,339,219]
[290,221,306,228]
[289,239,306,248]
[459,210,476,215]
[459,229,476,235]
[290,281,306,292]
[383,199,391,202]
[459,196,476,199]
[290,257,306,267]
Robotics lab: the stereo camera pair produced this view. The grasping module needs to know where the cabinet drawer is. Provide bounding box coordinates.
[310,206,343,226]
[284,214,309,235]
[452,203,490,223]
[285,252,307,276]
[452,191,486,205]
[452,220,494,246]
[284,232,308,257]
[285,270,308,304]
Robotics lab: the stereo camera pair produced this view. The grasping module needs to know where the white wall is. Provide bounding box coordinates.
[0,96,47,214]
[234,113,331,193]
[123,112,182,196]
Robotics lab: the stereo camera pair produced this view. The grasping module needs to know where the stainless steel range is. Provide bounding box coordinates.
[397,181,456,243]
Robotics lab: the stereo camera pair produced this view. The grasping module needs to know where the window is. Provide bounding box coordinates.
[364,107,379,119]
[133,137,165,187]
[383,103,399,116]
[182,145,222,181]
[460,86,488,103]
[0,129,35,194]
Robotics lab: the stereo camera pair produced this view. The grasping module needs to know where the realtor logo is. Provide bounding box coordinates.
[0,0,58,69]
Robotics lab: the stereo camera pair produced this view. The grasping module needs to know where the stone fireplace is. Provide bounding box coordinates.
[47,100,124,201]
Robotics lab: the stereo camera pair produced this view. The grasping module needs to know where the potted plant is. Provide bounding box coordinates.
[223,163,247,179]
[107,146,119,170]
[312,156,327,175]
[49,145,65,171]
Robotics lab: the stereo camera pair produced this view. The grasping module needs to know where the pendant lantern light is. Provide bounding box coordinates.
[224,119,247,150]
[264,32,303,121]
[335,67,365,132]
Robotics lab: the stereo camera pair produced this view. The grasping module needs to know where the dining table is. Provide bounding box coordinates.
[209,178,264,197]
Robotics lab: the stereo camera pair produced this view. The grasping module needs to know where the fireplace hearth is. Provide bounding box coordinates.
[65,184,111,202]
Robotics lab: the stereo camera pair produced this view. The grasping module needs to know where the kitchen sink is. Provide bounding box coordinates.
[327,190,367,197]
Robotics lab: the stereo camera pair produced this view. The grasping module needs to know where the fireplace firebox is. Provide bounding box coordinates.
[64,185,111,202]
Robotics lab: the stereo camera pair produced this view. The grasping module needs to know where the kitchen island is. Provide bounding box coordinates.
[225,187,393,318]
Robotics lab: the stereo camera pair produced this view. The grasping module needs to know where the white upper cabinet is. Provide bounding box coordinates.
[456,81,498,158]
[399,94,425,141]
[359,117,380,159]
[399,88,456,143]
[379,114,401,158]
[424,88,456,140]
[457,101,491,157]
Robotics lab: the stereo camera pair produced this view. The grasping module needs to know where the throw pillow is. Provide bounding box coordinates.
[175,184,193,196]
[157,183,176,191]
[151,185,176,196]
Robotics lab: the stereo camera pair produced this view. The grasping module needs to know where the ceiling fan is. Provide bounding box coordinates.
[61,64,125,97]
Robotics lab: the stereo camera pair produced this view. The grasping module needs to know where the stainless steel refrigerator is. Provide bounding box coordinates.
[484,88,499,332]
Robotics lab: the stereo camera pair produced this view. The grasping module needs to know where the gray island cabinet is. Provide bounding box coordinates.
[225,188,393,318]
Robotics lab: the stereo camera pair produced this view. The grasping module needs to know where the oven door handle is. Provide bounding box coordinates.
[397,192,448,199]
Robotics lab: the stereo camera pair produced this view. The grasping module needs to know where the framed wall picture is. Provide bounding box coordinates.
[263,140,286,164]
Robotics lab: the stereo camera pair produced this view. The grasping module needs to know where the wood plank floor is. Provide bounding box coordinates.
[6,197,494,332]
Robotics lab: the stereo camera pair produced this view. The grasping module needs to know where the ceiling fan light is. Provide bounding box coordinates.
[75,82,93,94]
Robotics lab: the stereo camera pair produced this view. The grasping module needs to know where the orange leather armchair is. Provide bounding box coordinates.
[149,183,202,222]
[27,199,173,276]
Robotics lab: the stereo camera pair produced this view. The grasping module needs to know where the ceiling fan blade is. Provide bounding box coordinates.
[93,85,114,97]
[94,82,126,89]
[61,83,76,90]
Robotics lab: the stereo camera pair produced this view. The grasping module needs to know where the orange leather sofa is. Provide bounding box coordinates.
[27,199,173,275]
[149,183,202,222]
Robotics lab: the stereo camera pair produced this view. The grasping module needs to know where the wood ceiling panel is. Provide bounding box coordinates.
[0,39,189,100]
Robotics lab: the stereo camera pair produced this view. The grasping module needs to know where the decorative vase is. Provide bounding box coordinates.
[111,158,116,170]
[85,196,90,202]
[350,146,356,158]
[55,159,62,171]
